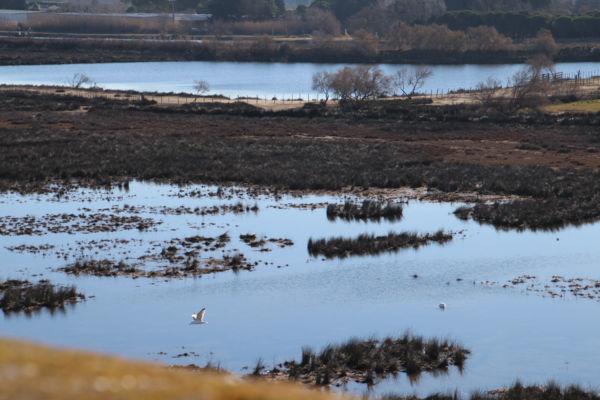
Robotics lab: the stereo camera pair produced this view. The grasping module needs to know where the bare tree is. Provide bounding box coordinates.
[393,66,433,99]
[475,76,503,106]
[328,66,355,102]
[313,66,392,105]
[68,73,92,89]
[350,65,392,101]
[311,70,333,103]
[532,28,558,59]
[508,55,554,111]
[193,80,210,99]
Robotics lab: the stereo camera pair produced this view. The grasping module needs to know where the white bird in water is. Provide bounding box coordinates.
[191,308,208,324]
[439,302,447,310]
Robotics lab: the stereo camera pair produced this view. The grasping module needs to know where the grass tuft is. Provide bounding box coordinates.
[326,200,403,222]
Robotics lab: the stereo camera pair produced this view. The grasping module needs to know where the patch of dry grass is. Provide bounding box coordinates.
[544,99,600,114]
[0,338,347,400]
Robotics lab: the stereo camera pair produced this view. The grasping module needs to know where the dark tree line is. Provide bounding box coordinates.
[432,10,600,38]
[199,0,286,20]
[445,0,551,11]
[125,0,285,16]
[0,0,27,10]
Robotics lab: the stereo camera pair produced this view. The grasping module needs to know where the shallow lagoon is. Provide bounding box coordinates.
[1,181,600,396]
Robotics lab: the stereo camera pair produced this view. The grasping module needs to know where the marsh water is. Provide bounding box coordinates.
[1,61,600,99]
[1,182,600,396]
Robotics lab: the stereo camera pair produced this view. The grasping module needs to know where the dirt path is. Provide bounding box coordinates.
[0,85,314,111]
[2,78,599,111]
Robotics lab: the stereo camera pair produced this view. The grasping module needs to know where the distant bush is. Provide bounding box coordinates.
[326,200,403,222]
[312,65,393,104]
[0,280,84,313]
[308,230,453,258]
[277,333,469,386]
[387,21,514,52]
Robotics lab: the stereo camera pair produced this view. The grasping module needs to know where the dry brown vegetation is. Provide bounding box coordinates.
[0,338,342,400]
[0,337,596,400]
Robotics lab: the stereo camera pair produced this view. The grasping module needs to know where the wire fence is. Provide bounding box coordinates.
[23,67,600,106]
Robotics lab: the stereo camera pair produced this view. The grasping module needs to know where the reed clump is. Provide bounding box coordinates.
[454,196,600,231]
[308,230,452,258]
[326,200,403,222]
[276,334,469,386]
[59,259,140,277]
[0,280,84,313]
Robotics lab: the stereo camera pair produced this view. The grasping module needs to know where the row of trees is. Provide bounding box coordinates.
[475,54,559,111]
[445,0,551,11]
[433,9,600,38]
[122,0,287,15]
[192,0,600,39]
[197,0,285,20]
[311,57,566,113]
[307,0,557,26]
[387,23,514,52]
[311,65,433,103]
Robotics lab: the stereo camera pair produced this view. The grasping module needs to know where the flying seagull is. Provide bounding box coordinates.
[191,308,208,324]
[439,302,447,310]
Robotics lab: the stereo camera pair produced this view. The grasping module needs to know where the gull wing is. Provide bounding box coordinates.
[198,308,206,321]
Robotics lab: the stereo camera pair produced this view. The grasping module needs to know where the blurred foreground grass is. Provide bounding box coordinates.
[0,337,344,400]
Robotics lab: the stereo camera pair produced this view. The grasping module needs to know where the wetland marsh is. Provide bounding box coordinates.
[2,85,600,397]
[2,181,600,396]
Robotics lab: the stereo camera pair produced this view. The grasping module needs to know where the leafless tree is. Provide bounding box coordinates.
[312,65,392,104]
[311,71,333,103]
[393,66,433,99]
[467,26,514,51]
[475,76,503,106]
[68,73,92,89]
[349,65,392,101]
[508,55,554,111]
[327,67,354,102]
[532,28,558,58]
[194,80,210,97]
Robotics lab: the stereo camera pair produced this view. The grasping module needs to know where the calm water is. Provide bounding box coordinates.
[1,61,600,99]
[1,182,600,396]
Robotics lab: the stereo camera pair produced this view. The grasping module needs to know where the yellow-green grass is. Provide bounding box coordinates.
[544,99,600,114]
[0,337,347,400]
